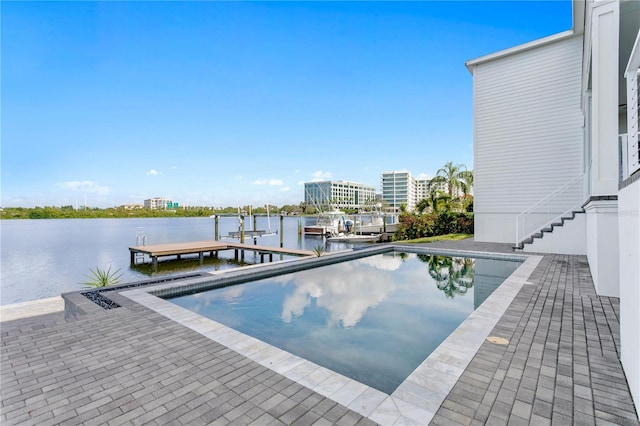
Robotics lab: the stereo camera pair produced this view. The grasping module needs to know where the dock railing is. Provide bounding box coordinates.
[515,174,585,247]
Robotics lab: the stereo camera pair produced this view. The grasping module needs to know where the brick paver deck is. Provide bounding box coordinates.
[1,240,638,425]
[1,302,377,426]
[430,253,638,426]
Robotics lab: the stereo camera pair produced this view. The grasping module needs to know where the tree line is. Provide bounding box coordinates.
[0,204,305,220]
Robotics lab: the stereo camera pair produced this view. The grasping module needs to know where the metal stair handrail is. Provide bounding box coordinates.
[515,174,585,247]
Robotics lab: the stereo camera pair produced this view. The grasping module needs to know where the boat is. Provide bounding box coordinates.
[353,204,399,235]
[304,208,350,237]
[326,233,382,243]
[354,214,386,234]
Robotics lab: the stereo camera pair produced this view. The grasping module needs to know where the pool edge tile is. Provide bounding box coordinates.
[121,250,543,426]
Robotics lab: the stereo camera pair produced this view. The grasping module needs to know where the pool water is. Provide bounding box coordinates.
[167,251,521,394]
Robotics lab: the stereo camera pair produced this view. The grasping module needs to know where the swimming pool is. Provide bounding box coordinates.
[122,245,540,424]
[166,251,521,394]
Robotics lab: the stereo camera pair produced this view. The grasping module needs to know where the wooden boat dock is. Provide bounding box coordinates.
[129,240,314,268]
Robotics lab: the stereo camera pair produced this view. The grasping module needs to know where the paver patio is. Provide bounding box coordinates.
[1,240,638,425]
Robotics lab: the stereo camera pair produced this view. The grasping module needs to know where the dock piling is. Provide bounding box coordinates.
[280,215,284,248]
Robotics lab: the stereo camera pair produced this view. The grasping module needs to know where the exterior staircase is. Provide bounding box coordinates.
[513,174,585,252]
[513,208,585,251]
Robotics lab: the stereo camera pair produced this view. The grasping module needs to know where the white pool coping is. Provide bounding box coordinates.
[0,296,64,322]
[121,251,542,425]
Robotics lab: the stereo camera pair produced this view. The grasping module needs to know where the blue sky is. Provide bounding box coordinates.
[2,1,572,208]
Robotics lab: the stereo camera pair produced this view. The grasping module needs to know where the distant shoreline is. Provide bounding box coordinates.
[0,206,309,220]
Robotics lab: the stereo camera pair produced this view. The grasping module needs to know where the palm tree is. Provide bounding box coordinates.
[419,255,475,299]
[426,188,451,213]
[415,198,431,214]
[435,191,453,213]
[432,162,468,199]
[449,257,475,295]
[458,170,474,196]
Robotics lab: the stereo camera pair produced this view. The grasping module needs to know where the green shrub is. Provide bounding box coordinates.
[455,213,474,234]
[83,266,123,288]
[394,212,473,240]
[312,245,326,257]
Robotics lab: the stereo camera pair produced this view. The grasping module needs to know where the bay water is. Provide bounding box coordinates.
[0,216,354,305]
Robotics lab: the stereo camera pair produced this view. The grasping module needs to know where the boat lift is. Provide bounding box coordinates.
[223,205,277,243]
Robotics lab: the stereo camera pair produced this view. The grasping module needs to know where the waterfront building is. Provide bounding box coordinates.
[381,171,417,213]
[467,0,639,407]
[121,204,143,210]
[415,177,451,201]
[415,178,432,203]
[430,179,449,195]
[303,180,376,211]
[143,197,174,210]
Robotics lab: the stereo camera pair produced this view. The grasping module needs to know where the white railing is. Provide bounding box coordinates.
[515,174,585,247]
[619,132,639,182]
[620,134,629,182]
[624,55,639,177]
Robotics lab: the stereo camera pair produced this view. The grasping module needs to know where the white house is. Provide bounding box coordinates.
[466,0,639,410]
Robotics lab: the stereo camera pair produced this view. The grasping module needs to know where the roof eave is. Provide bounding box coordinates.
[465,0,586,74]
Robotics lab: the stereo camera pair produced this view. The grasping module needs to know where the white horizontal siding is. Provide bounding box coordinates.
[473,35,584,224]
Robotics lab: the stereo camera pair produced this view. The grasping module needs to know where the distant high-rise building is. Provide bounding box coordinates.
[415,177,450,200]
[304,181,376,210]
[415,178,431,202]
[381,171,416,213]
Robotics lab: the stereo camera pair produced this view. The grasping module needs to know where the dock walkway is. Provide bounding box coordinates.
[129,240,314,268]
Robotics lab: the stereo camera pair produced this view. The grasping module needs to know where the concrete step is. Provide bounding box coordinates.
[516,209,586,250]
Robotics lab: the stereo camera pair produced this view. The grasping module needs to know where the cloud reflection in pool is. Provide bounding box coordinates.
[169,252,520,394]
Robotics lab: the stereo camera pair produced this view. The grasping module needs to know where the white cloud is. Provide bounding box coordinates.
[253,179,283,186]
[417,173,434,179]
[311,170,331,181]
[278,261,396,328]
[146,169,162,176]
[56,180,110,195]
[279,187,290,192]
